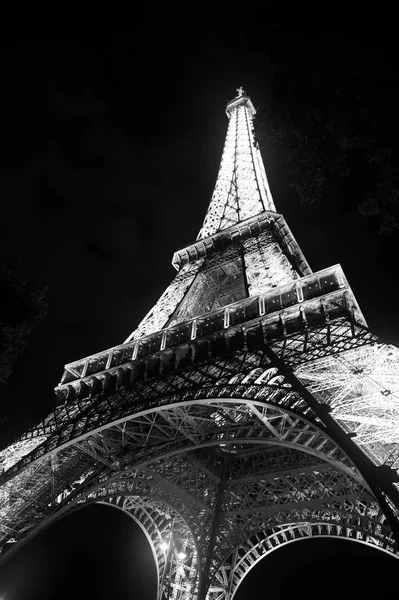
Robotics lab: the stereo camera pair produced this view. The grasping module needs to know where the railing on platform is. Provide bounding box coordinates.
[58,265,356,389]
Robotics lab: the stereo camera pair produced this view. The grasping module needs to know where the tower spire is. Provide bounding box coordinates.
[197,87,276,240]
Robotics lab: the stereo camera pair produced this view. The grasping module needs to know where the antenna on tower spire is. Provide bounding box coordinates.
[236,86,245,97]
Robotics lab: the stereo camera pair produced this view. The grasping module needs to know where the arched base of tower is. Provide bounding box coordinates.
[207,521,399,600]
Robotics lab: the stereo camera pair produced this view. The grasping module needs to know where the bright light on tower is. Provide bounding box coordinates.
[177,551,187,560]
[160,541,169,552]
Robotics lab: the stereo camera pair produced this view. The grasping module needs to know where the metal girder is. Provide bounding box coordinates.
[294,344,399,464]
[1,337,399,598]
[1,394,397,596]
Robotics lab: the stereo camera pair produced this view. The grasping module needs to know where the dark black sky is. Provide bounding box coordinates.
[1,28,399,598]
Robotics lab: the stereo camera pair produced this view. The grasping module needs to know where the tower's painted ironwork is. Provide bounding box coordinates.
[1,88,399,599]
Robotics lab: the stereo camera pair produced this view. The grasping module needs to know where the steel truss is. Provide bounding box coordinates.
[197,91,275,240]
[1,340,399,598]
[1,88,399,599]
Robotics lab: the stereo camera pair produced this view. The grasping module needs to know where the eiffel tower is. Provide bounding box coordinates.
[1,87,399,599]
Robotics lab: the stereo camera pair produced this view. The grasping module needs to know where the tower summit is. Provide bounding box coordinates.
[198,87,276,240]
[1,90,399,600]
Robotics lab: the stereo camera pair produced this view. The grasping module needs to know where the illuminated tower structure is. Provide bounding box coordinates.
[2,88,399,600]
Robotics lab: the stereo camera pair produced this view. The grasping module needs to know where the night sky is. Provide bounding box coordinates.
[1,28,399,598]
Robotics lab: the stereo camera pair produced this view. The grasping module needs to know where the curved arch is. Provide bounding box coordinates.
[0,487,199,600]
[0,501,160,574]
[96,500,161,591]
[5,396,364,490]
[0,370,317,486]
[209,522,399,600]
[0,391,397,600]
[0,397,374,555]
[63,437,366,520]
[206,488,396,596]
[99,497,198,600]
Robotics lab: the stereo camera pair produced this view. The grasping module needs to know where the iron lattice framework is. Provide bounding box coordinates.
[1,88,399,600]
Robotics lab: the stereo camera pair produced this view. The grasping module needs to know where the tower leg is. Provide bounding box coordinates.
[226,547,239,600]
[198,459,228,600]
